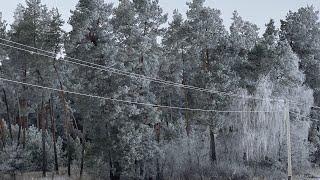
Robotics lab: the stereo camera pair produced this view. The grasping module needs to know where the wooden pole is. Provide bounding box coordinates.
[285,100,292,180]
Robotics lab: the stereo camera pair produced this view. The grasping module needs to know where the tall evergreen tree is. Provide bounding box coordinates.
[160,10,187,140]
[230,11,260,91]
[240,19,278,91]
[110,0,167,178]
[66,0,117,177]
[280,6,320,165]
[0,0,65,174]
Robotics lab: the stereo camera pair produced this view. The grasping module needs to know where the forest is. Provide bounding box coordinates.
[0,0,320,179]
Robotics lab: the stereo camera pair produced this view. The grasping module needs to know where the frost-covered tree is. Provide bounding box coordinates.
[183,0,239,165]
[0,13,12,145]
[1,0,65,175]
[107,0,167,178]
[158,2,240,178]
[239,19,278,91]
[159,9,187,141]
[0,13,7,61]
[230,11,259,51]
[183,0,227,137]
[280,6,320,163]
[4,0,64,129]
[230,11,260,91]
[1,1,320,179]
[218,38,314,178]
[280,7,320,98]
[66,0,117,177]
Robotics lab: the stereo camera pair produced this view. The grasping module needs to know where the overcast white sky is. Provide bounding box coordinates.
[1,0,320,34]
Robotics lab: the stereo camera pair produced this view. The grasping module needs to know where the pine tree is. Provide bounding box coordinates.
[280,6,320,163]
[1,0,64,174]
[240,19,278,91]
[66,0,116,177]
[230,11,260,92]
[110,0,167,178]
[160,9,186,139]
[280,6,320,102]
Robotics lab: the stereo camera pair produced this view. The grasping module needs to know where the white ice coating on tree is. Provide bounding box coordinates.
[217,77,314,170]
[159,72,315,177]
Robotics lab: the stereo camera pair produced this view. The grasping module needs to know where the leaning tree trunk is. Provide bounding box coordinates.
[53,63,72,176]
[0,119,5,149]
[35,70,47,177]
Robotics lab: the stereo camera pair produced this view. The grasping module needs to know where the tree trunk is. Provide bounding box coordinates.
[204,47,209,71]
[109,156,114,180]
[22,116,26,148]
[109,158,121,180]
[67,133,71,177]
[80,138,85,177]
[185,92,191,136]
[49,97,59,172]
[155,123,162,180]
[53,64,72,176]
[182,48,191,137]
[114,162,121,180]
[0,119,5,149]
[140,162,144,179]
[17,98,22,147]
[156,158,162,180]
[210,129,217,163]
[80,122,86,177]
[168,92,173,126]
[21,67,27,147]
[2,89,13,142]
[41,100,47,177]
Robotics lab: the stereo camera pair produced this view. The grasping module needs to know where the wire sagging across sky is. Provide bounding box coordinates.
[0,38,287,103]
[0,38,319,111]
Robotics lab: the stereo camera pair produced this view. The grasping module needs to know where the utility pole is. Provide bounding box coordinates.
[285,100,292,180]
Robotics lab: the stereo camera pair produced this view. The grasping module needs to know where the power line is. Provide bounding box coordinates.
[0,77,281,113]
[1,39,319,111]
[0,38,286,103]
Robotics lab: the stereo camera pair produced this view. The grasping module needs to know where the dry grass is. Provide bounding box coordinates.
[0,168,94,180]
[2,167,320,180]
